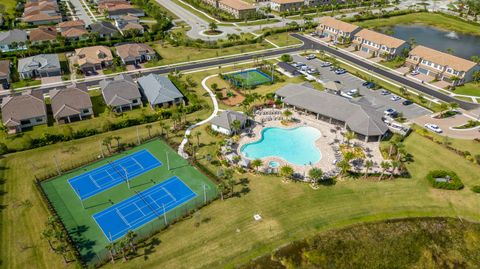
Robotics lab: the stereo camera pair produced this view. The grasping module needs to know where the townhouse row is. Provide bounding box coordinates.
[316,16,480,86]
[1,73,185,134]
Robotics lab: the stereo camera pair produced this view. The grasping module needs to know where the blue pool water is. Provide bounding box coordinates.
[268,161,280,168]
[241,127,322,166]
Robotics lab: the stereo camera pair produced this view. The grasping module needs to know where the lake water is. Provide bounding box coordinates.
[387,25,480,59]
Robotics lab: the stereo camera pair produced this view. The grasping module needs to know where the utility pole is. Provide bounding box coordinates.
[162,203,167,225]
[53,155,61,175]
[136,126,140,145]
[166,151,170,171]
[203,184,207,204]
[78,189,84,209]
[99,141,104,158]
[122,166,130,189]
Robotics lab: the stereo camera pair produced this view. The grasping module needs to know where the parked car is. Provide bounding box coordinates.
[424,123,442,133]
[321,62,332,67]
[362,81,370,86]
[402,100,413,106]
[300,65,309,71]
[411,70,420,76]
[390,95,401,101]
[381,90,391,95]
[306,68,318,74]
[334,80,341,84]
[384,108,398,117]
[346,89,359,96]
[291,62,300,68]
[306,54,316,60]
[335,69,347,75]
[309,32,317,37]
[363,82,376,89]
[296,62,306,69]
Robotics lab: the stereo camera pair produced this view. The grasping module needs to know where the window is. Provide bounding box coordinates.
[20,119,31,125]
[36,117,43,122]
[82,109,89,113]
[132,99,138,103]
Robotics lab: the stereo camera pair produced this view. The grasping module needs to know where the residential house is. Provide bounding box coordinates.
[72,45,113,73]
[0,60,11,86]
[275,84,388,142]
[99,74,142,112]
[49,85,93,123]
[98,1,145,19]
[22,0,62,25]
[89,21,119,38]
[1,90,47,134]
[115,43,156,65]
[353,29,409,59]
[406,45,480,86]
[29,26,58,44]
[316,16,360,44]
[211,110,247,135]
[17,54,61,79]
[115,15,144,34]
[305,0,331,7]
[57,20,89,40]
[218,0,257,19]
[270,0,304,12]
[137,74,185,108]
[0,30,28,52]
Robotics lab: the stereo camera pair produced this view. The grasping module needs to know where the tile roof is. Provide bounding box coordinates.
[1,90,46,126]
[276,84,388,136]
[137,74,184,105]
[49,86,92,118]
[29,26,57,42]
[115,43,155,60]
[89,21,119,35]
[57,20,85,28]
[271,0,304,4]
[219,0,255,10]
[410,45,478,72]
[61,27,89,38]
[99,74,141,106]
[18,54,60,73]
[74,45,113,66]
[211,110,247,131]
[317,16,360,33]
[355,29,406,48]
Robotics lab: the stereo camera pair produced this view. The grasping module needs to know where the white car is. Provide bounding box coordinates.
[306,54,316,60]
[346,89,359,96]
[321,62,332,67]
[381,90,391,95]
[411,70,420,76]
[390,95,401,101]
[424,123,443,133]
[306,68,318,74]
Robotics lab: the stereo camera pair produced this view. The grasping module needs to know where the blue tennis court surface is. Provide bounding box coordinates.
[69,149,162,200]
[93,176,197,241]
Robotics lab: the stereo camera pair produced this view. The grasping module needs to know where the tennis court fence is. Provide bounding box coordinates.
[88,188,217,268]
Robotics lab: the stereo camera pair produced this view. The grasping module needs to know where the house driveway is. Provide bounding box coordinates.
[412,112,480,139]
[431,80,451,89]
[41,76,62,85]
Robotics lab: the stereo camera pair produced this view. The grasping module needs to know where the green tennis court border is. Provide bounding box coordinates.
[40,139,218,266]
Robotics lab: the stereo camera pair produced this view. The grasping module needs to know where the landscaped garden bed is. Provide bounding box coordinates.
[426,170,464,190]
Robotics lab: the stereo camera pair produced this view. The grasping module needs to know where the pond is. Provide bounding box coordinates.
[385,24,480,59]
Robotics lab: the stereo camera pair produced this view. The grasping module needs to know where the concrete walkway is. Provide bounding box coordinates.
[177,74,219,158]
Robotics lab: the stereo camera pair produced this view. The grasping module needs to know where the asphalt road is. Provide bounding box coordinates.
[291,34,479,111]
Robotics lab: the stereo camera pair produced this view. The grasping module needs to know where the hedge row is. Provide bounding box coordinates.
[426,170,464,190]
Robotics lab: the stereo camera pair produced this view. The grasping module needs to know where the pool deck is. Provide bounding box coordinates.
[238,108,385,178]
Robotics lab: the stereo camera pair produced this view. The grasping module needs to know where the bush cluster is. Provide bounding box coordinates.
[426,170,464,190]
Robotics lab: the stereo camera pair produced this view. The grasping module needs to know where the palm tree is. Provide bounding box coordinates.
[280,165,294,181]
[116,239,128,261]
[449,102,459,111]
[439,102,449,117]
[395,142,405,161]
[251,159,263,174]
[195,131,202,147]
[102,136,113,153]
[227,178,235,196]
[105,242,116,263]
[164,124,171,139]
[209,22,218,32]
[55,242,69,264]
[336,160,351,177]
[231,120,242,135]
[282,109,293,121]
[125,230,137,252]
[217,182,226,200]
[145,124,152,138]
[159,121,165,135]
[379,161,391,181]
[112,136,121,148]
[343,131,356,146]
[390,161,400,179]
[308,168,323,183]
[364,159,373,179]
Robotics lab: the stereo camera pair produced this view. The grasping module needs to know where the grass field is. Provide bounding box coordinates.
[40,139,216,266]
[354,12,480,36]
[265,32,304,47]
[453,82,480,97]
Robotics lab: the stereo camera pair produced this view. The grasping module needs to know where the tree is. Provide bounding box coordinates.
[308,168,323,183]
[41,228,55,252]
[280,165,294,180]
[217,182,226,200]
[208,22,218,32]
[105,242,116,263]
[195,131,202,147]
[282,109,293,121]
[145,124,152,138]
[343,131,356,145]
[159,121,165,135]
[379,161,391,181]
[125,230,137,252]
[102,136,113,153]
[251,159,263,173]
[112,136,121,148]
[364,159,373,179]
[231,120,242,135]
[449,102,459,111]
[390,160,400,179]
[55,242,69,264]
[280,54,293,62]
[439,102,449,117]
[336,159,351,177]
[164,124,171,139]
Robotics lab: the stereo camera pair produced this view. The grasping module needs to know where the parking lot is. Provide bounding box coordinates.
[291,55,432,120]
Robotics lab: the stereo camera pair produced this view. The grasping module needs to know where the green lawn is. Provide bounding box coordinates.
[354,12,480,36]
[41,139,217,266]
[265,32,303,47]
[453,82,480,97]
[11,79,42,89]
[237,19,280,26]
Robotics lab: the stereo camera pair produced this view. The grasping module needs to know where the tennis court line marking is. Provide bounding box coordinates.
[131,156,145,170]
[148,194,165,213]
[115,208,131,227]
[133,203,145,216]
[161,186,176,201]
[89,175,101,188]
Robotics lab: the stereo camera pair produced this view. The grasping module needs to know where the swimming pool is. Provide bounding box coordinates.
[241,126,322,166]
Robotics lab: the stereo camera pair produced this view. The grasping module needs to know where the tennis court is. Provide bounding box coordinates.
[69,149,162,200]
[93,176,197,241]
[227,69,272,87]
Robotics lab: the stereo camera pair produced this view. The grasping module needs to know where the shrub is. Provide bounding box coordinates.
[426,170,464,190]
[471,185,480,193]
